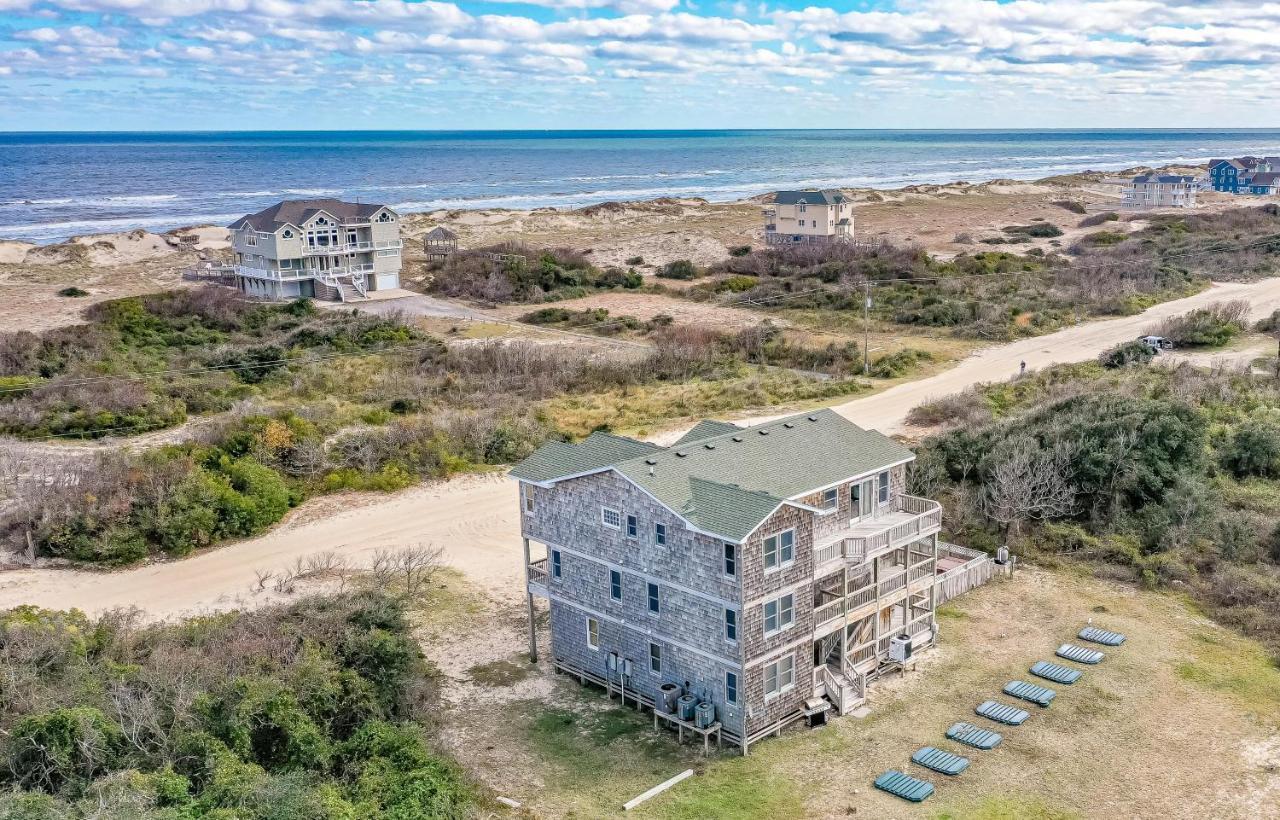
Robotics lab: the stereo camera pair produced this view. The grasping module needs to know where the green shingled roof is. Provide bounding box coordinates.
[673,419,741,445]
[508,431,660,483]
[511,408,914,541]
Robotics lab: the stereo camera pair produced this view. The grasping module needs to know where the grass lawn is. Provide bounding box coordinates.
[435,567,1280,819]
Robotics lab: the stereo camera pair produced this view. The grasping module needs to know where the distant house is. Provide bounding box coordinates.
[227,199,403,301]
[1122,174,1198,209]
[763,190,853,246]
[1247,172,1280,196]
[1209,156,1278,193]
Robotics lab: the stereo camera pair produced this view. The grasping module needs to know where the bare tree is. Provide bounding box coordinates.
[369,545,442,599]
[981,438,1076,537]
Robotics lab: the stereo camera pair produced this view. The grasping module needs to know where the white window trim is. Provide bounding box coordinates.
[648,642,662,676]
[602,506,622,530]
[523,484,535,515]
[626,514,638,539]
[723,543,737,579]
[586,616,599,651]
[764,654,796,700]
[550,549,561,579]
[878,471,891,505]
[654,522,667,546]
[648,582,660,614]
[609,569,622,601]
[762,593,795,637]
[725,670,739,705]
[763,529,795,573]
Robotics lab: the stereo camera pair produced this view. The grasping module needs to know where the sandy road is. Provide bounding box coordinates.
[4,278,1280,619]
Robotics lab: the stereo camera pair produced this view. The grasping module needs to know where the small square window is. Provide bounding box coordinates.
[626,514,638,538]
[822,488,838,509]
[610,570,622,601]
[551,549,561,579]
[649,642,662,675]
[648,582,660,614]
[602,507,621,529]
[725,671,739,704]
[587,617,599,650]
[724,608,738,642]
[654,523,667,546]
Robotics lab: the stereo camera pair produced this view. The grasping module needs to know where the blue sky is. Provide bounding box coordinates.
[1,0,1278,131]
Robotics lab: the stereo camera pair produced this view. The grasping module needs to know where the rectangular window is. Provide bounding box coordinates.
[523,485,535,513]
[610,569,622,601]
[763,593,794,635]
[551,549,561,579]
[822,487,838,509]
[763,530,795,570]
[602,507,622,530]
[725,671,739,704]
[626,514,638,538]
[648,582,660,613]
[878,471,890,504]
[587,617,599,650]
[764,654,795,698]
[649,642,662,675]
[654,523,667,546]
[723,543,736,577]
[724,608,738,642]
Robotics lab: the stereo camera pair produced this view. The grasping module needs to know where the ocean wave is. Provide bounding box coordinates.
[0,212,243,244]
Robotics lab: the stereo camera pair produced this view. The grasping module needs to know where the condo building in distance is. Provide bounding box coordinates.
[512,409,994,753]
[227,199,403,301]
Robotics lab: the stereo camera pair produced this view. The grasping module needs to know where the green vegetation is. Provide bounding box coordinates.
[908,358,1280,655]
[1098,339,1155,369]
[56,286,89,297]
[1052,200,1088,216]
[0,291,419,439]
[1078,211,1120,228]
[1149,300,1249,348]
[0,591,477,818]
[467,658,535,687]
[870,347,933,378]
[429,243,641,302]
[657,259,700,280]
[1003,222,1064,239]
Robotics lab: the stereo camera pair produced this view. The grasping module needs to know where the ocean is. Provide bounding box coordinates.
[3,129,1280,244]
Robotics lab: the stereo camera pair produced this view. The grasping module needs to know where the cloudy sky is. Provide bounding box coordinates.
[1,0,1278,131]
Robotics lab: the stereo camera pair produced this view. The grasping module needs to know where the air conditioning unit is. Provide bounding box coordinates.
[889,634,913,663]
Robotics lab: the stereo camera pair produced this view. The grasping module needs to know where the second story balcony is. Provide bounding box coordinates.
[814,493,942,571]
[303,240,403,257]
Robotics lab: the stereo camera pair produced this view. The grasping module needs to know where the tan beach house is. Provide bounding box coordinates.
[227,199,403,301]
[512,409,995,753]
[1122,174,1198,210]
[763,189,853,246]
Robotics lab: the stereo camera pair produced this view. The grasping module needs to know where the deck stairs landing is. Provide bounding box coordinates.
[817,663,864,715]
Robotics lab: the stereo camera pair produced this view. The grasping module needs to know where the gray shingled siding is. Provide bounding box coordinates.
[524,471,747,737]
[808,464,907,544]
[549,599,747,738]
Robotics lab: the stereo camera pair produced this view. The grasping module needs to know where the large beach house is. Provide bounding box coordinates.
[512,409,993,753]
[1208,156,1279,194]
[763,189,853,246]
[1122,174,1198,209]
[227,199,403,301]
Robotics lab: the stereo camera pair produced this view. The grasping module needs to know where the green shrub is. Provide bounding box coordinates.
[1098,340,1155,369]
[1223,420,1280,478]
[1083,230,1129,247]
[625,256,644,266]
[1079,210,1120,227]
[56,286,89,298]
[657,259,700,280]
[10,707,126,793]
[716,275,758,293]
[870,348,933,378]
[1003,223,1063,238]
[728,245,752,257]
[1052,200,1087,215]
[1154,301,1248,347]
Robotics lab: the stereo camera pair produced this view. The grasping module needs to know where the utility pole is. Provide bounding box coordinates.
[862,280,872,376]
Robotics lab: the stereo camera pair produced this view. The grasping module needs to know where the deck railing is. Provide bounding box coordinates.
[935,542,995,605]
[527,557,549,586]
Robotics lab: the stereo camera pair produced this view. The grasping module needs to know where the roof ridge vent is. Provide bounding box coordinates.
[645,458,657,465]
[704,443,715,450]
[732,436,743,442]
[675,451,688,458]
[807,415,819,421]
[783,422,794,428]
[758,429,769,435]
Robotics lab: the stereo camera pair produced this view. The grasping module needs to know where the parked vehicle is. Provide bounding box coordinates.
[1138,335,1174,352]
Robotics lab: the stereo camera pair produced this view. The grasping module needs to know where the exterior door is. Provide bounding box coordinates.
[850,480,874,524]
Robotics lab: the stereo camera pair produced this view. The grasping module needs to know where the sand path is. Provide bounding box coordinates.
[5,277,1280,619]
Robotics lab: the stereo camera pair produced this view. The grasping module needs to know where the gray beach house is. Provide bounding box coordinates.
[227,199,403,301]
[512,409,993,752]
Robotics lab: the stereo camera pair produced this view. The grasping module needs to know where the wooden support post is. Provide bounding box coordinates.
[522,537,538,663]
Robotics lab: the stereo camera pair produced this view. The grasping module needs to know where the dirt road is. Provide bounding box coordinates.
[5,278,1280,619]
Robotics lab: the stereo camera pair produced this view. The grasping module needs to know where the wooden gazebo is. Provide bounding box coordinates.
[424,226,458,262]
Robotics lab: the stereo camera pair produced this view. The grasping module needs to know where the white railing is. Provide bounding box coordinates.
[814,598,844,629]
[819,665,844,713]
[842,494,942,558]
[877,570,907,598]
[304,239,402,256]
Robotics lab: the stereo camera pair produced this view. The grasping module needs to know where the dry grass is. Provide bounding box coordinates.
[421,566,1280,820]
